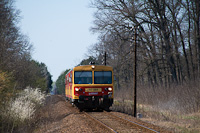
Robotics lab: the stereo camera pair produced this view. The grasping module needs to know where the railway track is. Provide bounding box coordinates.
[84,111,161,133]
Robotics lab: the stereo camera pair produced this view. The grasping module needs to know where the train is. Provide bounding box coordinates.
[65,65,114,111]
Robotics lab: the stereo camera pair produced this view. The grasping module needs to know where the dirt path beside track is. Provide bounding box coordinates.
[33,95,108,133]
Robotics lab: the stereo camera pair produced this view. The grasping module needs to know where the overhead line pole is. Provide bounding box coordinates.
[133,26,137,118]
[104,51,107,66]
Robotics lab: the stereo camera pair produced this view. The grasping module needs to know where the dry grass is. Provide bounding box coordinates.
[112,80,200,132]
[111,100,200,132]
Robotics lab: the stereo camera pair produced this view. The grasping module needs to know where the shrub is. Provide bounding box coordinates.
[0,87,46,132]
[8,87,46,121]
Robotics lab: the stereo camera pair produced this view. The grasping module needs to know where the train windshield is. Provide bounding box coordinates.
[94,71,112,84]
[74,71,92,84]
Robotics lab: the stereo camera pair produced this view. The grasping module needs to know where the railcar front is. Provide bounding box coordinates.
[65,65,114,111]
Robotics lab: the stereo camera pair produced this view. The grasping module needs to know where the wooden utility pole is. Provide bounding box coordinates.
[104,51,107,66]
[102,51,107,66]
[133,26,137,118]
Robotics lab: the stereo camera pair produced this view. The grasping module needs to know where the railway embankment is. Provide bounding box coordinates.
[28,95,108,133]
[18,95,200,132]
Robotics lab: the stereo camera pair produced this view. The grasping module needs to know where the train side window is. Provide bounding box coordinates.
[69,77,72,83]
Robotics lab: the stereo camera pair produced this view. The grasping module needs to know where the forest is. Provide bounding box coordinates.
[89,0,200,85]
[0,0,52,131]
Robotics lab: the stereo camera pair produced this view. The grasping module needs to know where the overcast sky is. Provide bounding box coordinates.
[16,0,97,81]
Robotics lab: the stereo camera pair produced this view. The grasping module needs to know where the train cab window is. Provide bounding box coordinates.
[74,71,92,84]
[94,71,112,84]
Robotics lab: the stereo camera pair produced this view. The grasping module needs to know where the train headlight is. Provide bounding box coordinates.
[108,87,112,91]
[75,88,79,91]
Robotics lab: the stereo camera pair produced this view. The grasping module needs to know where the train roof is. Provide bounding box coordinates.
[73,65,113,71]
[65,65,113,77]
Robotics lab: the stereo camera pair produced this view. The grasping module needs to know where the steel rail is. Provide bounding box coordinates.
[107,112,160,133]
[83,112,117,133]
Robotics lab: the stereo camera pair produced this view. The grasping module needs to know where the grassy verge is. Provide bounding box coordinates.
[111,99,200,132]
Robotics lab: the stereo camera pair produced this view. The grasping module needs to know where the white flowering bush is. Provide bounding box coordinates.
[8,97,35,122]
[5,87,46,123]
[18,87,46,106]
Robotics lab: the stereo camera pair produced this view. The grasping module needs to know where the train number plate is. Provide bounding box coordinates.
[85,88,102,92]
